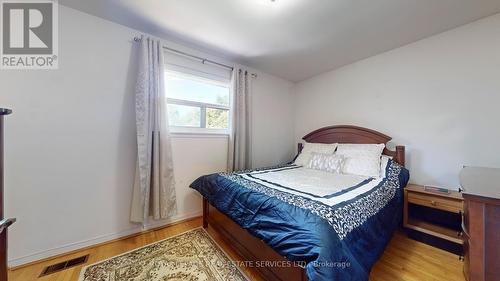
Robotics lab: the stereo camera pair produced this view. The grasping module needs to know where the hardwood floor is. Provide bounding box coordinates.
[8,217,464,281]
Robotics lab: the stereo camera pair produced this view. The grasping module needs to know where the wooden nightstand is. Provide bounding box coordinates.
[404,184,464,245]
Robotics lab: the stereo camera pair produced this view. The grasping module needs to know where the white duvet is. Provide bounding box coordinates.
[240,165,387,207]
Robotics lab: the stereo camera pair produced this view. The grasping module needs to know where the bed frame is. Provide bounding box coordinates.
[202,125,406,281]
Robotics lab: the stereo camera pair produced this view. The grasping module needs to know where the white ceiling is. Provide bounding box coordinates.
[60,0,500,82]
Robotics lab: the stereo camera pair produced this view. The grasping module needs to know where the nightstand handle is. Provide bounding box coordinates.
[430,200,436,206]
[461,221,470,238]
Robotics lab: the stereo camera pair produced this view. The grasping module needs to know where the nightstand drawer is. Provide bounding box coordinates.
[407,192,463,213]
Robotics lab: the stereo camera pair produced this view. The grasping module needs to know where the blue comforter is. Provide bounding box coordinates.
[190,160,409,281]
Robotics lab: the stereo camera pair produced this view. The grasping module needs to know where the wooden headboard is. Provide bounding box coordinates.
[298,125,405,166]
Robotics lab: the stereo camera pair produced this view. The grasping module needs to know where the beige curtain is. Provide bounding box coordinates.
[227,67,252,171]
[131,36,177,224]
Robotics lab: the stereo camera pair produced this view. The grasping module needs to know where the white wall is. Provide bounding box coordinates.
[294,13,500,189]
[170,136,228,221]
[251,70,295,168]
[0,6,294,266]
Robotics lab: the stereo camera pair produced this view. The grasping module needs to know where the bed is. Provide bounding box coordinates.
[190,125,409,281]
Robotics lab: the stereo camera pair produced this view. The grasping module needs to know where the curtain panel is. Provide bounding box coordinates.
[131,36,177,224]
[228,67,252,172]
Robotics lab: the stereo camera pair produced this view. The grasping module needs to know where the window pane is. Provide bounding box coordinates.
[168,104,201,127]
[165,72,230,106]
[206,108,229,129]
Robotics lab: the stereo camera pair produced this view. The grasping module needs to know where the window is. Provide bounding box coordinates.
[165,70,231,134]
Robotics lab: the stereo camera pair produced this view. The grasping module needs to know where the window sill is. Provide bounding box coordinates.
[170,132,230,139]
[169,127,230,138]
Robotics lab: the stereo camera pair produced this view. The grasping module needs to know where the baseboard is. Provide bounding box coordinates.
[8,211,202,269]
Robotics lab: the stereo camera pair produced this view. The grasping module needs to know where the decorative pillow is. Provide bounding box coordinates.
[336,144,385,177]
[294,142,338,166]
[307,152,345,174]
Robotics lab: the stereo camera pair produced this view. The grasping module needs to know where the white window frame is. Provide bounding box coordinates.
[165,70,232,135]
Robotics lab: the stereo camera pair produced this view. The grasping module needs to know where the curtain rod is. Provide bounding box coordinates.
[134,36,233,70]
[133,36,257,78]
[134,36,257,78]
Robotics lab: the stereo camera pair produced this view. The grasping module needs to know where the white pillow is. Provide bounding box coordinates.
[294,142,337,166]
[336,144,385,177]
[380,155,392,178]
[307,152,345,174]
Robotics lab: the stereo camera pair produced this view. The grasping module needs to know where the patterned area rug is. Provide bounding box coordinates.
[79,228,248,281]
